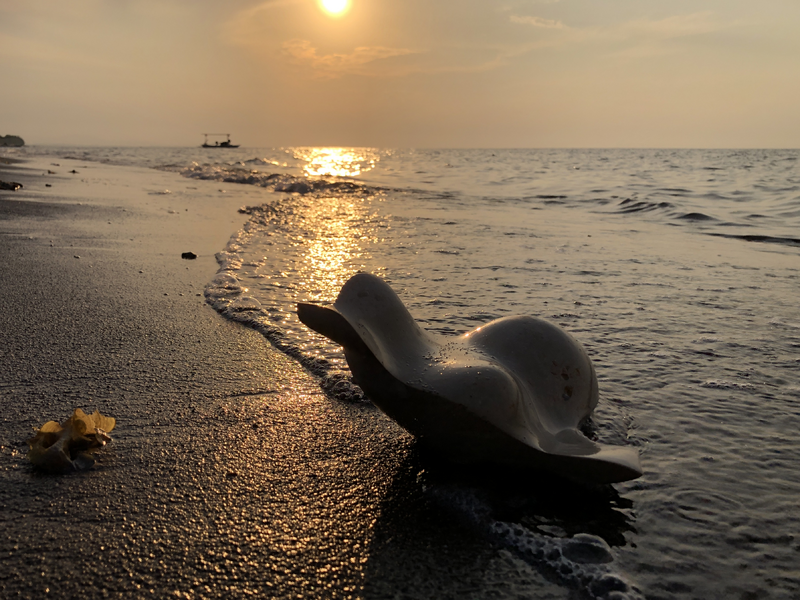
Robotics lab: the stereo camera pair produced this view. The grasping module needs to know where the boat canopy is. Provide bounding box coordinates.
[201,133,239,148]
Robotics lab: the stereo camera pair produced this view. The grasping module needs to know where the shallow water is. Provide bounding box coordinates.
[14,145,800,599]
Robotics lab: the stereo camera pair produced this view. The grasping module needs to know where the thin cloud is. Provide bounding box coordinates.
[224,0,557,79]
[509,15,565,29]
[226,1,416,78]
[510,11,726,50]
[224,0,565,79]
[229,4,724,80]
[280,39,544,79]
[281,39,417,78]
[575,11,727,60]
[613,12,720,40]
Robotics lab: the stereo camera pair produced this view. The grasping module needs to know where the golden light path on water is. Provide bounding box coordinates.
[249,149,389,361]
[288,194,377,363]
[299,196,368,303]
[290,148,380,303]
[292,147,380,178]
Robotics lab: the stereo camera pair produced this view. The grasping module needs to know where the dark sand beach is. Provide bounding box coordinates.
[0,158,565,599]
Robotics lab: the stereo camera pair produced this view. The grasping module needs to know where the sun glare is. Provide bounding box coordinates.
[319,0,349,17]
[293,147,378,178]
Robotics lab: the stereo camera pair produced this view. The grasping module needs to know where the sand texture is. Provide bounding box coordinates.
[0,158,565,598]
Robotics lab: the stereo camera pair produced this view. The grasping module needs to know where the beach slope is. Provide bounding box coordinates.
[0,157,563,598]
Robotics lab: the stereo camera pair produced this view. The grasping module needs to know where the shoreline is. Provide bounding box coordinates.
[4,148,799,598]
[0,156,563,598]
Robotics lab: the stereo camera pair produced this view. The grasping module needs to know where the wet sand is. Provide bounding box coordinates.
[0,157,564,598]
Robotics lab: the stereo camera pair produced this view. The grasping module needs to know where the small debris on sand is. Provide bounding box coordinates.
[0,180,23,191]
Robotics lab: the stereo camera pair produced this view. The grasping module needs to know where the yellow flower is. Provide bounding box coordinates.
[27,409,116,473]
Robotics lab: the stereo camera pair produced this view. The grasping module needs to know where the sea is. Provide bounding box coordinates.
[11,146,800,599]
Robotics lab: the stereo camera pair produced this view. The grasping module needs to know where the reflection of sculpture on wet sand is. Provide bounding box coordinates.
[298,273,642,485]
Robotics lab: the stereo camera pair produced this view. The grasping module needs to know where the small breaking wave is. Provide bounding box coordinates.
[700,380,757,391]
[707,233,800,247]
[205,268,367,402]
[677,212,715,221]
[658,187,692,195]
[615,198,674,214]
[769,317,800,330]
[180,163,377,196]
[203,196,375,403]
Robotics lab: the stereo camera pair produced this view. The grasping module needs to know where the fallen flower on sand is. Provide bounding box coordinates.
[27,409,116,473]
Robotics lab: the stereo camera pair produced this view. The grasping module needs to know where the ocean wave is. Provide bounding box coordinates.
[700,380,757,391]
[615,198,674,214]
[677,212,716,221]
[180,164,377,196]
[707,233,800,247]
[657,187,692,195]
[769,317,800,330]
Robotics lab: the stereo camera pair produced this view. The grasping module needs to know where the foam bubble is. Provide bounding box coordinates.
[225,296,263,315]
[700,379,756,391]
[426,484,643,600]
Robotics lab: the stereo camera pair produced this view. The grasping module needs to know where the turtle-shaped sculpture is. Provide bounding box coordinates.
[297,273,642,484]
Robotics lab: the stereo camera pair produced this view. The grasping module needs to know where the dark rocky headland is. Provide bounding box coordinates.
[0,135,25,147]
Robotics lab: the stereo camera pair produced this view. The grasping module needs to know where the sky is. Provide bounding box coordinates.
[2,0,800,148]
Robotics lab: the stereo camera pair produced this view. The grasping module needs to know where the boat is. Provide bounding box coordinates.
[201,133,240,148]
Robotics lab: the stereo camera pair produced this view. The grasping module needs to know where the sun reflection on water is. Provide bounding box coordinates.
[291,147,381,178]
[296,197,368,303]
[273,192,380,365]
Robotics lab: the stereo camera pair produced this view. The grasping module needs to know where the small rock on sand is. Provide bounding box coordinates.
[0,180,23,191]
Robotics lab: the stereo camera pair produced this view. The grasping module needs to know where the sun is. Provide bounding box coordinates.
[319,0,350,17]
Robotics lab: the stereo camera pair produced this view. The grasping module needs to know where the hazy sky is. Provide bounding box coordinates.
[2,0,799,147]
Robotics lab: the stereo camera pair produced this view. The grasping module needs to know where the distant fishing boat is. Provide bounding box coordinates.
[201,133,240,148]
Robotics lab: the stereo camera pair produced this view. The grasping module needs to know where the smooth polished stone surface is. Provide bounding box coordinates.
[298,273,642,484]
